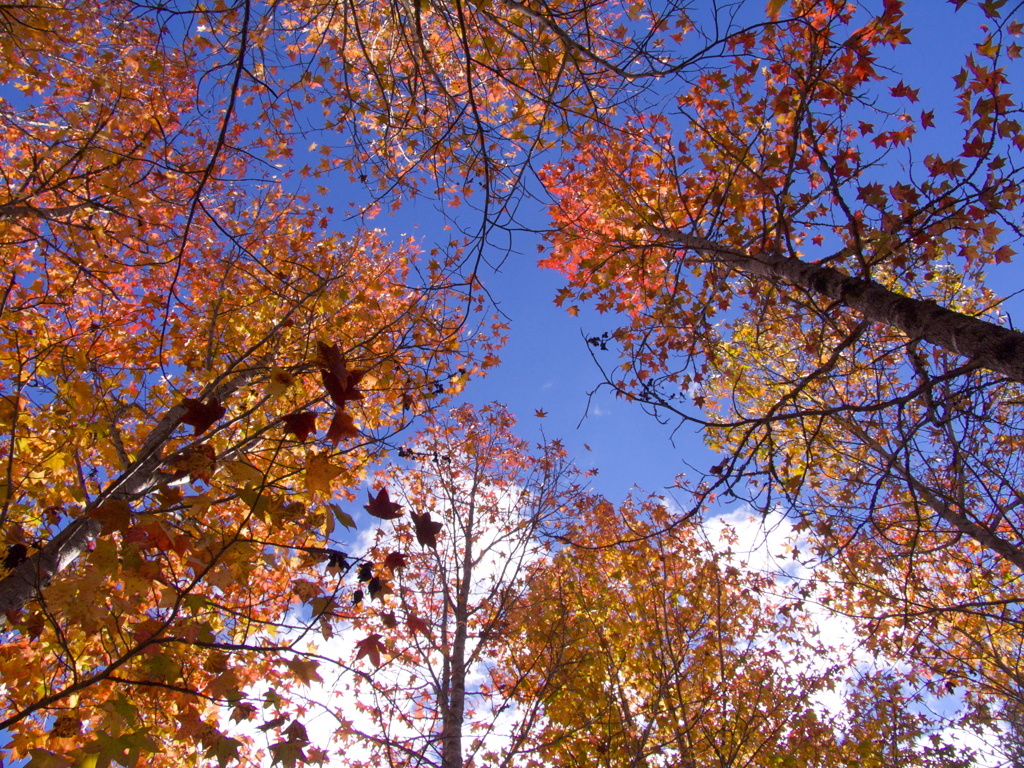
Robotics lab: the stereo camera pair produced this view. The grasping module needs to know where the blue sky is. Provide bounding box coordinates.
[375,1,1024,510]
[4,1,1024,765]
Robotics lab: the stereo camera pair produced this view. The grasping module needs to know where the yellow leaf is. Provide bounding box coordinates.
[305,452,343,497]
[220,460,263,486]
[265,368,295,399]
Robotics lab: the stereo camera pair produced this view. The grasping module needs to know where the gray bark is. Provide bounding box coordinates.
[654,230,1024,384]
[440,495,474,768]
[0,370,257,625]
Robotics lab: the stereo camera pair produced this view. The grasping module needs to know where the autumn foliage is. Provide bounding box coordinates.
[3,0,1024,766]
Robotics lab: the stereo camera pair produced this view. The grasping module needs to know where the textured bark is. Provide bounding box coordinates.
[0,517,104,620]
[655,230,1024,384]
[0,370,258,624]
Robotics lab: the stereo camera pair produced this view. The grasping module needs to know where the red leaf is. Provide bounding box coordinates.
[355,633,386,667]
[365,488,403,520]
[405,614,431,638]
[890,79,920,102]
[383,551,407,572]
[282,411,317,442]
[316,341,347,384]
[321,370,362,408]
[317,342,366,408]
[411,510,443,548]
[180,397,226,436]
[326,410,359,445]
[921,109,935,128]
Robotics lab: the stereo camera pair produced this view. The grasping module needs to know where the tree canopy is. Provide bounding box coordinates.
[2,0,1023,766]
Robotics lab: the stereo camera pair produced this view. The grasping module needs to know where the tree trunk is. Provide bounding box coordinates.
[0,370,257,625]
[655,229,1024,384]
[440,493,476,768]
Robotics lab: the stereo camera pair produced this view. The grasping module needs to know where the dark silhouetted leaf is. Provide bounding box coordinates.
[179,397,226,436]
[4,543,27,570]
[411,510,443,549]
[367,576,382,600]
[325,550,348,570]
[282,411,317,442]
[383,551,407,572]
[364,487,403,520]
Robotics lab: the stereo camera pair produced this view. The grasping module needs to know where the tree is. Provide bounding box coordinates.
[503,500,983,767]
[6,0,1022,764]
[326,403,588,768]
[536,0,1024,746]
[1,0,712,762]
[0,2,507,764]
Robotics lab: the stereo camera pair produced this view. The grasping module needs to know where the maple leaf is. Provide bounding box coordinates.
[165,444,218,484]
[358,562,373,582]
[411,510,443,548]
[329,503,357,530]
[326,409,360,444]
[259,716,288,732]
[283,720,309,744]
[210,737,243,768]
[381,610,398,628]
[306,747,330,766]
[85,500,132,535]
[355,633,387,667]
[318,342,367,408]
[291,579,320,603]
[305,452,343,496]
[284,657,323,686]
[383,551,407,572]
[325,549,349,570]
[4,543,28,570]
[269,740,306,768]
[405,614,431,638]
[282,411,317,442]
[179,397,227,436]
[321,369,357,408]
[231,703,258,724]
[367,576,383,600]
[219,460,264,486]
[535,408,548,418]
[316,341,348,383]
[265,368,296,398]
[889,79,920,102]
[365,487,403,519]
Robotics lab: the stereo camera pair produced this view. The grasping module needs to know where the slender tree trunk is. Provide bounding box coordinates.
[655,230,1024,384]
[0,370,256,624]
[837,415,1024,572]
[440,493,476,768]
